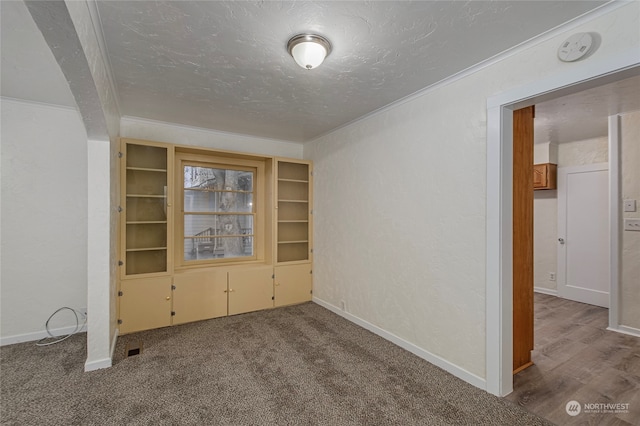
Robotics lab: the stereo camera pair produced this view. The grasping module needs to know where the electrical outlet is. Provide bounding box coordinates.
[623,199,637,212]
[340,300,346,311]
[624,218,640,231]
[549,272,556,281]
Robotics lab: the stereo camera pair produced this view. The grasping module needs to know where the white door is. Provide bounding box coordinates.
[557,163,609,308]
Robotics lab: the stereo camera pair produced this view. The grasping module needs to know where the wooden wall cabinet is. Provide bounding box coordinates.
[533,163,557,190]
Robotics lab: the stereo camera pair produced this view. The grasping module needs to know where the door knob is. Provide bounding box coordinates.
[558,238,565,244]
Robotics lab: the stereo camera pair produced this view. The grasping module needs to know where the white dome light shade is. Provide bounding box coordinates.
[291,41,327,69]
[287,34,332,70]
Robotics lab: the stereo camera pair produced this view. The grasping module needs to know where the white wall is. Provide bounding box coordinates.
[305,2,639,382]
[620,110,640,330]
[534,136,608,293]
[1,99,88,343]
[558,136,608,166]
[121,117,303,159]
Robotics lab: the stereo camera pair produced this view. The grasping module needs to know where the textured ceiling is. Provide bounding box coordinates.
[535,74,640,144]
[4,1,636,146]
[95,0,609,142]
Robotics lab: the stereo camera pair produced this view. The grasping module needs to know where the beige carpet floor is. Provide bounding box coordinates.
[1,302,551,425]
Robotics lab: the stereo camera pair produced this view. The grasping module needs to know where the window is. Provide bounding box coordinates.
[176,153,264,266]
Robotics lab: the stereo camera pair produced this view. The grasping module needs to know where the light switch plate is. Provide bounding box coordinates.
[624,218,640,231]
[624,199,637,212]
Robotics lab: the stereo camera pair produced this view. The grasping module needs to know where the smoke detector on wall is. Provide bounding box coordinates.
[557,32,597,62]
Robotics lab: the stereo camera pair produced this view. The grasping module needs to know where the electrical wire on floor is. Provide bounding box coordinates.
[36,307,87,347]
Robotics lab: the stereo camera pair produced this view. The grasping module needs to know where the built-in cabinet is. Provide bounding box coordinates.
[118,139,313,334]
[276,160,312,263]
[533,163,557,190]
[122,143,172,276]
[274,264,312,307]
[119,276,173,334]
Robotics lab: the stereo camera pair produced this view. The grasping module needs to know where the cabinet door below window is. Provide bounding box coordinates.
[173,270,228,325]
[228,267,274,315]
[274,264,312,307]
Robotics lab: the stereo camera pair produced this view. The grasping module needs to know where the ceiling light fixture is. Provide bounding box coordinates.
[287,34,332,70]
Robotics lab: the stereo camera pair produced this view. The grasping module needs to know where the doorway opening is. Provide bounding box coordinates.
[485,61,640,397]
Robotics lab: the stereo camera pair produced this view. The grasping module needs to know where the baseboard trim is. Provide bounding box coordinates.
[0,325,86,347]
[607,324,640,338]
[84,357,112,372]
[533,287,558,296]
[312,297,486,391]
[84,330,117,372]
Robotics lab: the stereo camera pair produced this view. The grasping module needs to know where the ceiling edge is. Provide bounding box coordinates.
[305,0,622,145]
[120,115,304,146]
[1,96,80,113]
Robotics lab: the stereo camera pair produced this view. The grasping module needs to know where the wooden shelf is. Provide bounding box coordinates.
[278,178,309,183]
[126,194,166,198]
[278,199,308,203]
[126,247,167,252]
[126,166,167,173]
[185,187,252,194]
[126,221,167,225]
[278,240,309,244]
[278,220,308,223]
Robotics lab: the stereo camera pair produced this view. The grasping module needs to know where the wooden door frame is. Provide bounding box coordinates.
[485,56,639,396]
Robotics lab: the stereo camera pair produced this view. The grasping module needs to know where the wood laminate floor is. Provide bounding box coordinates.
[506,293,640,425]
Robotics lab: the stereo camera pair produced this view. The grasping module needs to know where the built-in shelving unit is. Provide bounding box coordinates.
[276,161,312,263]
[118,140,313,334]
[123,143,169,276]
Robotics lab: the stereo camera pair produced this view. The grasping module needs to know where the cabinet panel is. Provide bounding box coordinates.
[173,270,227,325]
[274,264,312,307]
[228,267,274,315]
[278,162,309,181]
[126,197,167,222]
[126,250,167,275]
[126,169,167,196]
[127,144,167,169]
[277,181,308,201]
[277,222,308,242]
[277,202,308,221]
[277,242,309,263]
[119,277,172,334]
[126,223,167,249]
[533,163,557,190]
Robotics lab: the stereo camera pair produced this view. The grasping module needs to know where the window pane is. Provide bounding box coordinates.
[182,164,255,262]
[184,166,253,192]
[183,190,252,213]
[184,236,253,261]
[184,214,253,262]
[184,215,253,237]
